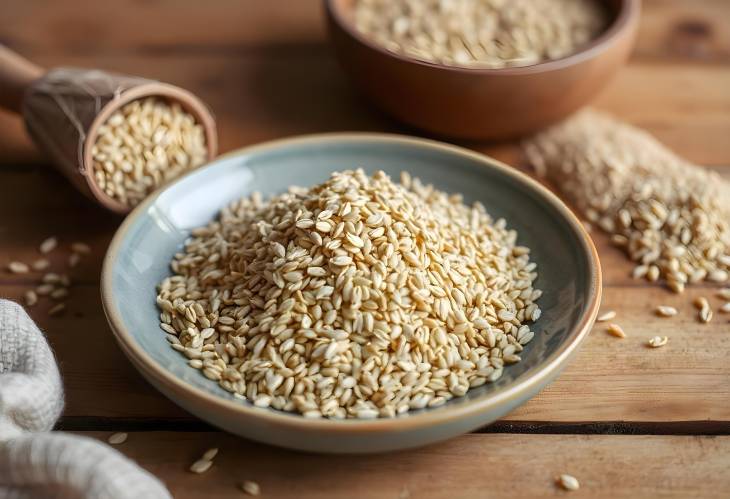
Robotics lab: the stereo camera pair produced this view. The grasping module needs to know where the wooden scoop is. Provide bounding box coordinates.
[0,45,217,214]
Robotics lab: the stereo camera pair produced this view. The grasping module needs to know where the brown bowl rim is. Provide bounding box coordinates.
[325,0,640,75]
[101,132,602,434]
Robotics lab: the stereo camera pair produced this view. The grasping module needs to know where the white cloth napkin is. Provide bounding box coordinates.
[0,299,172,499]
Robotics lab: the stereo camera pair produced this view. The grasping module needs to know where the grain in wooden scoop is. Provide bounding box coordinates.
[353,0,607,68]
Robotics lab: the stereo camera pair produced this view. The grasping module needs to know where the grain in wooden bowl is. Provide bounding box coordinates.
[325,0,639,139]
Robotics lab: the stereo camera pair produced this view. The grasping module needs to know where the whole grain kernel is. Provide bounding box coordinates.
[32,258,51,271]
[240,480,261,496]
[654,305,677,318]
[48,303,66,316]
[68,253,81,268]
[699,306,713,324]
[557,474,580,491]
[24,290,38,307]
[693,296,709,310]
[71,242,92,254]
[107,432,128,445]
[39,237,58,254]
[596,310,616,322]
[189,459,213,474]
[8,261,29,274]
[606,323,626,339]
[50,288,69,300]
[648,336,668,348]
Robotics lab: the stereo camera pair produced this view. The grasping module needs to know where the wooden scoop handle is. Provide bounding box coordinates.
[0,45,44,114]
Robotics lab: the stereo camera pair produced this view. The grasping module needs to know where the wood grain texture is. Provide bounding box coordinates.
[76,432,730,498]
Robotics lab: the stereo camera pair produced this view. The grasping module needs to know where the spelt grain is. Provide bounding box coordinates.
[39,237,58,254]
[24,290,38,307]
[107,432,128,445]
[48,303,66,316]
[654,306,677,318]
[240,480,261,496]
[648,336,668,348]
[606,324,626,339]
[189,459,213,474]
[596,310,616,322]
[8,262,29,274]
[32,258,50,271]
[557,474,580,491]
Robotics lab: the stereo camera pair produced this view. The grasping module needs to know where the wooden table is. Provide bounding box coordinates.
[1,1,729,497]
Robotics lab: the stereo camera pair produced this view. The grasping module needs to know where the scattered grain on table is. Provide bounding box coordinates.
[50,288,69,300]
[606,323,626,339]
[524,110,730,294]
[39,237,58,254]
[240,481,261,496]
[654,305,677,318]
[107,432,128,445]
[48,303,66,317]
[24,290,38,307]
[32,258,51,271]
[557,474,580,491]
[648,336,668,348]
[157,169,542,419]
[596,310,616,322]
[71,242,92,254]
[189,458,213,474]
[8,261,29,274]
[68,253,81,268]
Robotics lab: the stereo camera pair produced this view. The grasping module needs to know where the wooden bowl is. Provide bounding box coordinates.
[325,0,640,140]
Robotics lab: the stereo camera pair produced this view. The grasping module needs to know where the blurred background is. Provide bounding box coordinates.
[1,0,728,168]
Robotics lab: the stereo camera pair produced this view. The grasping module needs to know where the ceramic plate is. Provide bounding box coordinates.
[102,133,601,453]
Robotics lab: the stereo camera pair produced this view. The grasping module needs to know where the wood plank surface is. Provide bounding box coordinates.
[0,0,728,434]
[73,432,730,498]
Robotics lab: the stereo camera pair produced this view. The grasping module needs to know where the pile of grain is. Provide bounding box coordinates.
[91,97,208,208]
[156,169,541,419]
[524,110,730,292]
[352,0,607,68]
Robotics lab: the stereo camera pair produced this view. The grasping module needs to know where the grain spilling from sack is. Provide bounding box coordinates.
[352,0,607,68]
[91,97,208,208]
[156,169,541,418]
[524,110,730,293]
